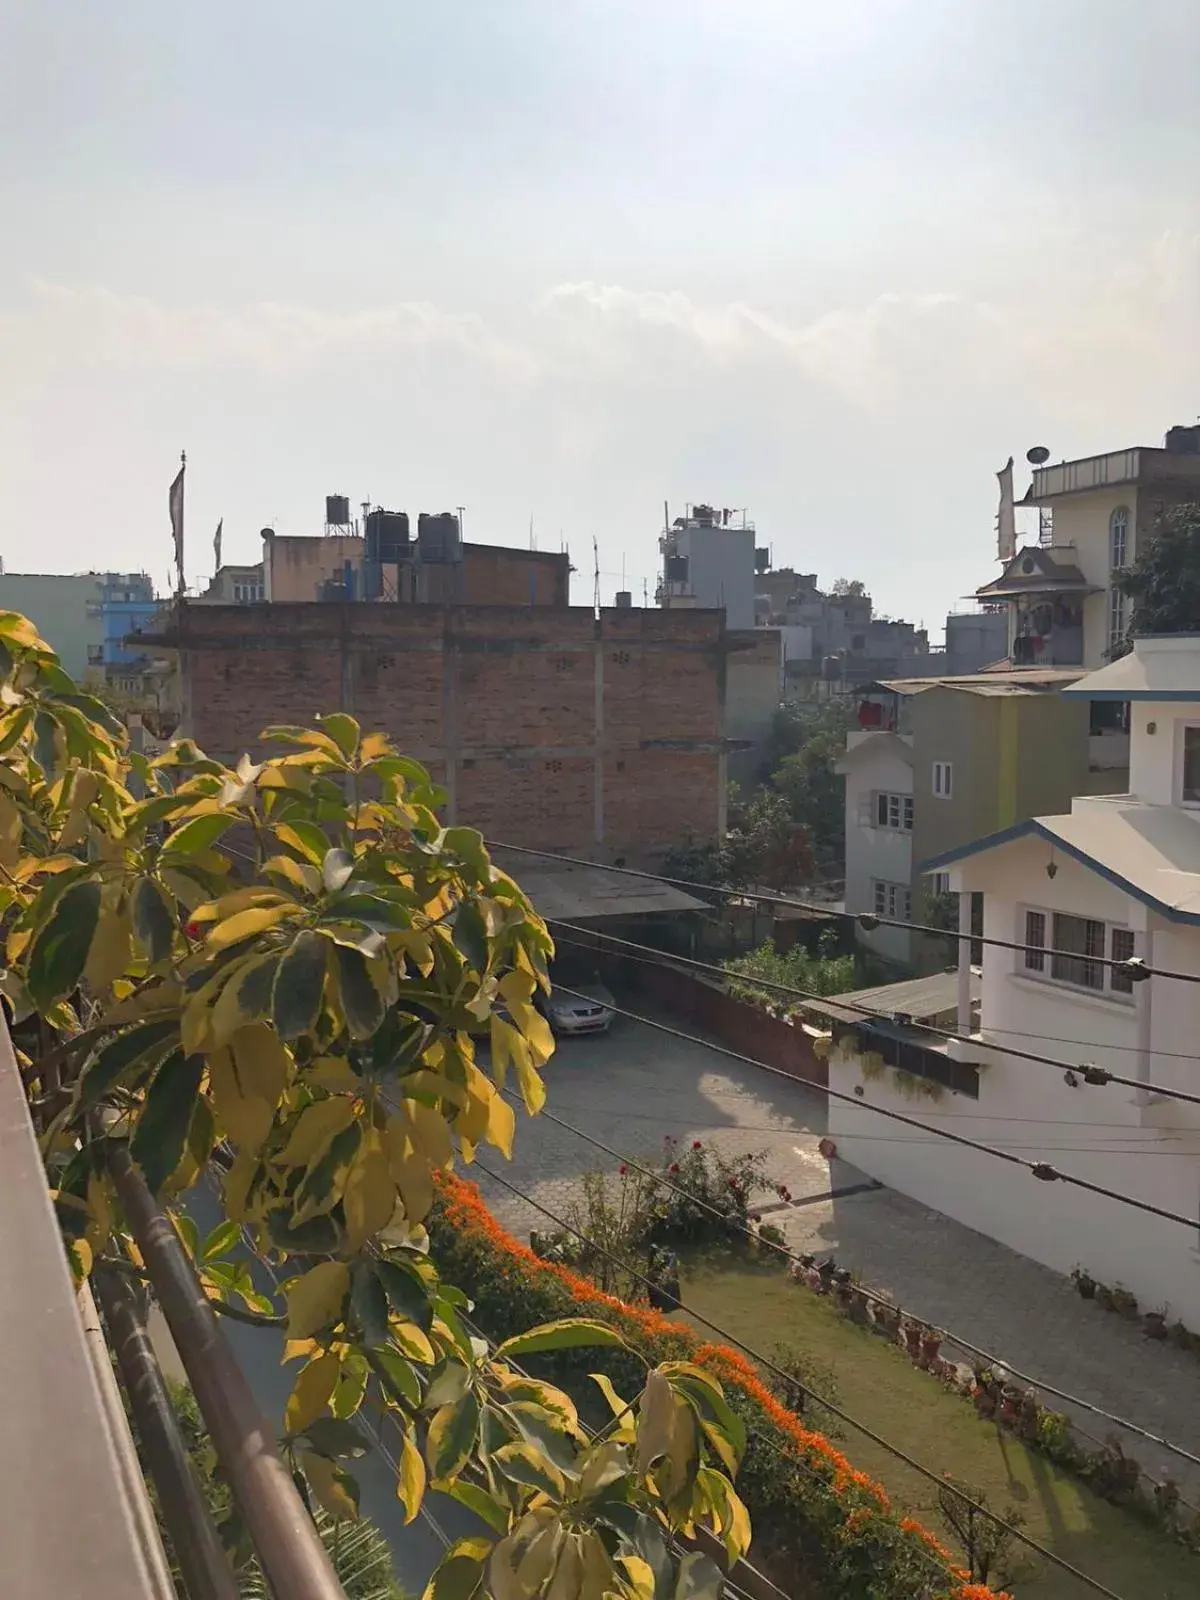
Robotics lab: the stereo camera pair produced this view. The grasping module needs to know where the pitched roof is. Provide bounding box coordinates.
[1062,635,1200,702]
[974,546,1097,600]
[921,796,1200,924]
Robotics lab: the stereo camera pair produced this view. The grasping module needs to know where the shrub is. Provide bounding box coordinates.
[726,931,857,1009]
[431,1173,1008,1600]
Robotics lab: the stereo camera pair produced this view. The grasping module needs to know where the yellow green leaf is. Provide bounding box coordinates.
[390,1320,436,1364]
[83,900,133,993]
[342,1128,397,1252]
[300,1449,359,1520]
[230,1023,291,1107]
[285,1261,350,1339]
[396,1428,426,1525]
[207,1046,274,1153]
[383,1110,433,1222]
[285,1351,341,1435]
[302,1056,362,1093]
[206,903,297,952]
[263,853,320,893]
[280,1096,357,1170]
[485,1089,515,1160]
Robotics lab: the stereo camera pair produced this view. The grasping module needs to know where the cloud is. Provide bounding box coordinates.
[9,281,536,377]
[542,279,1009,403]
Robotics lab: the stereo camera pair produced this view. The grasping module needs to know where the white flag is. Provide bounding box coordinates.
[996,456,1016,562]
[169,457,186,593]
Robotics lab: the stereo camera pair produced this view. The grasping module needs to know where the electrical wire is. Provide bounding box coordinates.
[503,1093,1200,1480]
[545,984,1200,1232]
[487,838,1200,985]
[472,1159,1128,1600]
[550,921,1200,1111]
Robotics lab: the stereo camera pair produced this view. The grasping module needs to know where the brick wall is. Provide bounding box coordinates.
[172,602,725,861]
[604,953,828,1091]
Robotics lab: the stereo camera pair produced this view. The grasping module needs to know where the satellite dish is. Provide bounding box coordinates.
[1026,445,1050,465]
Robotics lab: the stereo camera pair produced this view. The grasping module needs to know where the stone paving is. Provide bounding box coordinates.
[477,1005,1200,1501]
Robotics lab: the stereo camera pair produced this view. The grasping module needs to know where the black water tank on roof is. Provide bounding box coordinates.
[1165,425,1200,455]
[365,509,410,563]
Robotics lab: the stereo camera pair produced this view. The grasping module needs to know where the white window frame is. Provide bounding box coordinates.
[930,871,951,896]
[1109,505,1129,570]
[872,879,912,922]
[874,791,913,831]
[932,761,953,799]
[1107,585,1127,654]
[1176,721,1200,807]
[1018,904,1134,1002]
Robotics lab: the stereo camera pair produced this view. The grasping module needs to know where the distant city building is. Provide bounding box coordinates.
[0,570,157,685]
[973,423,1200,669]
[657,505,757,629]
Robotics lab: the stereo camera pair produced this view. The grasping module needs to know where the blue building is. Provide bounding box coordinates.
[99,573,159,670]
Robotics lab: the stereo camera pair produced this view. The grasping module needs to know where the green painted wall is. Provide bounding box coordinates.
[0,574,104,681]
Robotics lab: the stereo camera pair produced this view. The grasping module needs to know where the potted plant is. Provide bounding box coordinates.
[846,1284,872,1326]
[1144,1306,1168,1341]
[973,1384,998,1420]
[902,1320,925,1361]
[872,1301,901,1339]
[1071,1266,1097,1300]
[999,1385,1022,1425]
[1111,1285,1139,1320]
[919,1327,943,1369]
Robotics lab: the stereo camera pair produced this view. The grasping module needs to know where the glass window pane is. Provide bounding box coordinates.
[1183,728,1200,803]
[1024,910,1046,972]
[1110,928,1136,994]
[1051,912,1105,990]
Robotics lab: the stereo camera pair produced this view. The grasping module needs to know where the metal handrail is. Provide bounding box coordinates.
[0,1017,173,1599]
[106,1137,348,1600]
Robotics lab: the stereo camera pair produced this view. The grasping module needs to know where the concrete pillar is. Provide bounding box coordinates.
[957,890,973,1033]
[1135,927,1154,1105]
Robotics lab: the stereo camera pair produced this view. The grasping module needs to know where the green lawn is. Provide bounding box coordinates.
[682,1252,1198,1600]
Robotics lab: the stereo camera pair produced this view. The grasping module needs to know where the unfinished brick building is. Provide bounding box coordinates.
[155,601,728,862]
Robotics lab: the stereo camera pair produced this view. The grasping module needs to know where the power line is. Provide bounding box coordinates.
[545,984,1200,1232]
[506,1093,1200,1480]
[550,922,1200,1111]
[487,839,1200,986]
[472,1159,1127,1600]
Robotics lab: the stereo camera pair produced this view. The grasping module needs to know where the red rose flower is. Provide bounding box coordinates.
[692,1140,702,1150]
[619,1165,628,1175]
[670,1162,680,1174]
[184,920,201,939]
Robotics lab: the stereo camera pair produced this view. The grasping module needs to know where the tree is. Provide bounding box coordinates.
[0,609,748,1600]
[767,701,856,870]
[936,1475,1028,1589]
[829,578,867,599]
[1117,502,1200,648]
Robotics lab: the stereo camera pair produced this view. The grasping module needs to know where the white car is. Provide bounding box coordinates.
[539,976,616,1036]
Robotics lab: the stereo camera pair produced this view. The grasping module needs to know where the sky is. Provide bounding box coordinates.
[2,0,1199,635]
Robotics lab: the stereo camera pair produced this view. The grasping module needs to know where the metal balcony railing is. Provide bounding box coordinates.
[0,1015,347,1600]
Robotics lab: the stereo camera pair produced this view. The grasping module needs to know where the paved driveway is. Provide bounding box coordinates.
[477,1002,1200,1501]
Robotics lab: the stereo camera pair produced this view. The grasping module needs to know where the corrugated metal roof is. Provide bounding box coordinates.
[818,969,979,1025]
[491,853,709,920]
[871,668,1083,697]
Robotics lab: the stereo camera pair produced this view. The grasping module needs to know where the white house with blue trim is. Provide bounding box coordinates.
[828,634,1200,1327]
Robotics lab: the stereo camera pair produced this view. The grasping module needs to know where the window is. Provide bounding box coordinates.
[1181,725,1200,804]
[85,601,101,618]
[1109,506,1129,570]
[86,644,104,665]
[1108,585,1127,654]
[872,880,911,921]
[1020,906,1134,1000]
[874,791,913,831]
[1023,909,1046,973]
[932,761,953,799]
[931,872,951,896]
[1110,928,1136,995]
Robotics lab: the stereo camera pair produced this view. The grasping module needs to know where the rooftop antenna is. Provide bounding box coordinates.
[593,536,601,613]
[456,506,466,543]
[529,514,536,551]
[642,578,648,607]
